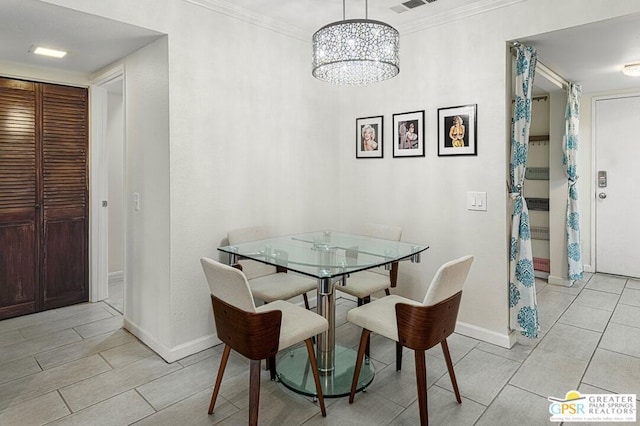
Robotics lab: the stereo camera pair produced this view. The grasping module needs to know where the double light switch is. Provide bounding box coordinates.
[467,191,487,211]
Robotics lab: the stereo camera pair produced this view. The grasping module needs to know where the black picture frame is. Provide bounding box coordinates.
[356,115,384,158]
[392,110,425,158]
[437,104,477,156]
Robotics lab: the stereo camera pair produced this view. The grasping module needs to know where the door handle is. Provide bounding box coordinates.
[598,192,607,199]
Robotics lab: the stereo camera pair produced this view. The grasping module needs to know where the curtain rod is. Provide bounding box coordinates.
[510,42,570,90]
[536,61,569,91]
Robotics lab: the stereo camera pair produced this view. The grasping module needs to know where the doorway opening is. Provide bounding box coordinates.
[90,67,126,314]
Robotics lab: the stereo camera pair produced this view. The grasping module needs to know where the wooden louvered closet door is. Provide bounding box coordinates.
[0,77,88,320]
[0,79,39,319]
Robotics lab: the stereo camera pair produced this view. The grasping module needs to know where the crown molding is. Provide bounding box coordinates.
[398,0,527,35]
[184,0,309,42]
[184,0,526,42]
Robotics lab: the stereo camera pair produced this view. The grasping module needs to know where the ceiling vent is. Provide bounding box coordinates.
[392,0,436,13]
[390,4,409,13]
[402,0,426,9]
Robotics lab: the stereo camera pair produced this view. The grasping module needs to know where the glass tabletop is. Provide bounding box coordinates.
[218,231,429,279]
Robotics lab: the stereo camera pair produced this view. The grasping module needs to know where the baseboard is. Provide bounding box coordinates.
[108,271,124,284]
[123,317,221,363]
[548,275,573,287]
[583,264,595,273]
[455,321,516,349]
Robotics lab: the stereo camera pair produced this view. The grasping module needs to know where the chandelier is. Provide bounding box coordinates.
[312,0,400,86]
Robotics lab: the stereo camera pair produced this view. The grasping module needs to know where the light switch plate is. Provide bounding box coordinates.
[467,191,487,211]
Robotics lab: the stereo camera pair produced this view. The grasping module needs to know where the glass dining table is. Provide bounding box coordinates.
[218,230,429,397]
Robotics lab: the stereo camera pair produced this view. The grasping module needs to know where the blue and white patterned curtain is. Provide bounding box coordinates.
[563,83,584,282]
[509,44,539,339]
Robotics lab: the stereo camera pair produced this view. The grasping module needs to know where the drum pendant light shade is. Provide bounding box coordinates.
[312,18,400,86]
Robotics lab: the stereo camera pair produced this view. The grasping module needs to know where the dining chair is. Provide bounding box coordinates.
[347,255,474,426]
[200,257,328,426]
[337,223,403,306]
[337,223,402,358]
[228,226,317,309]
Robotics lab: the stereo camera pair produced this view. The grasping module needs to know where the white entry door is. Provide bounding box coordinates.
[595,95,640,278]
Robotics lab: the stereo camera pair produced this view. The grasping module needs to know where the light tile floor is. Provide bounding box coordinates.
[105,279,124,314]
[1,273,639,425]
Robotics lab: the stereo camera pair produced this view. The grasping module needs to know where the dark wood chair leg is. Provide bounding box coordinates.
[396,342,403,371]
[363,296,371,359]
[303,293,316,344]
[263,301,271,371]
[385,288,391,296]
[414,349,429,426]
[209,344,231,414]
[269,355,277,381]
[249,359,261,426]
[304,338,326,416]
[441,339,461,403]
[303,293,310,310]
[349,329,371,403]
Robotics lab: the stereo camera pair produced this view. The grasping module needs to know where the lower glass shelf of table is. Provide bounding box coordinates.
[276,344,375,398]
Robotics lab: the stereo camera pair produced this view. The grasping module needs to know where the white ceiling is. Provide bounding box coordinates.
[0,0,163,74]
[520,12,640,93]
[2,0,640,94]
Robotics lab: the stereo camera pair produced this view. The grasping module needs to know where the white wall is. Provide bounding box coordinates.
[164,4,341,353]
[338,0,640,345]
[52,0,341,359]
[0,61,89,87]
[107,92,124,273]
[338,10,513,344]
[114,37,173,355]
[41,0,640,358]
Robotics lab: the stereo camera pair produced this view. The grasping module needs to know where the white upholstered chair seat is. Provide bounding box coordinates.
[249,273,316,303]
[337,224,402,302]
[257,300,328,349]
[229,226,316,308]
[346,295,422,341]
[339,270,392,299]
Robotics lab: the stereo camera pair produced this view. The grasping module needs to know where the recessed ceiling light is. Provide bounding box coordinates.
[622,63,640,77]
[29,45,67,59]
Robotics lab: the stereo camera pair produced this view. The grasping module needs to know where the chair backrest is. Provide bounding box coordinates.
[227,226,277,279]
[363,223,402,241]
[422,255,474,306]
[362,224,403,281]
[200,257,257,313]
[211,295,281,360]
[395,256,473,351]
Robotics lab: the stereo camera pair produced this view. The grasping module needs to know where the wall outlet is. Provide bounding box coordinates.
[467,191,487,211]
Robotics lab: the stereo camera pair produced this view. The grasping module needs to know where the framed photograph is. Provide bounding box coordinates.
[392,110,425,157]
[438,104,477,156]
[356,116,383,158]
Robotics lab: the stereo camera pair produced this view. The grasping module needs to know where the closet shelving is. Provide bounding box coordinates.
[525,134,550,277]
